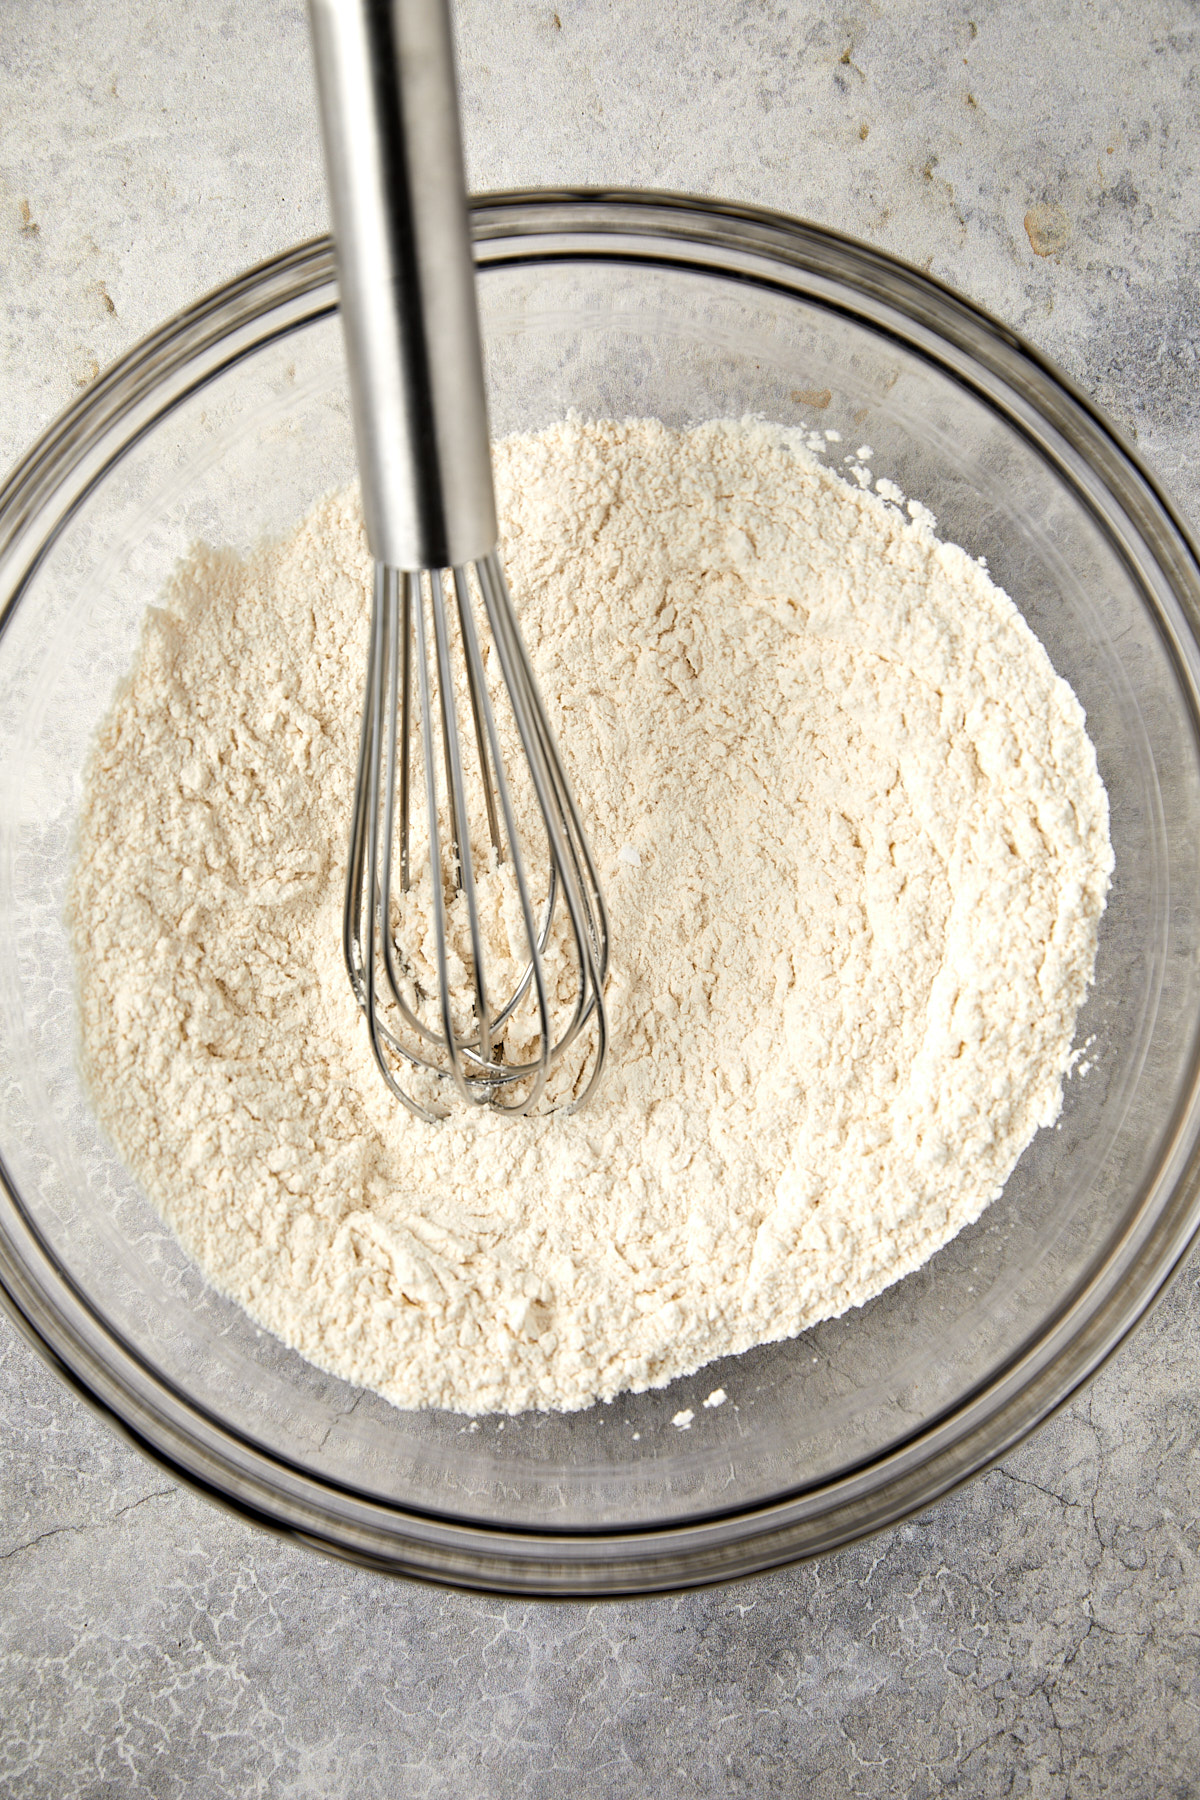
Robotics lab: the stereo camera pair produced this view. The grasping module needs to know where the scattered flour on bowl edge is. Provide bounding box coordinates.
[68,416,1114,1415]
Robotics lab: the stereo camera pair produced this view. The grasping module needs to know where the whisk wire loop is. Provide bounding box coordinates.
[453,567,503,861]
[398,570,413,893]
[424,566,498,1100]
[475,555,610,1100]
[344,550,607,1121]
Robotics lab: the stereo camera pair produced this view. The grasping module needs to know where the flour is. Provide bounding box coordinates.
[68,416,1113,1416]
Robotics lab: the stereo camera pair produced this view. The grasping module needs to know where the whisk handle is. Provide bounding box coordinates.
[308,0,498,570]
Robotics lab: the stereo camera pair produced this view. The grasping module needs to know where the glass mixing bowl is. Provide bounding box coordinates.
[3,192,1200,1596]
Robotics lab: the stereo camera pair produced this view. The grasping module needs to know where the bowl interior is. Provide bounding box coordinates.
[2,229,1199,1535]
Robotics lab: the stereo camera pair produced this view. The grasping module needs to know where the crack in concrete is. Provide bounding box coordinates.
[0,1487,176,1562]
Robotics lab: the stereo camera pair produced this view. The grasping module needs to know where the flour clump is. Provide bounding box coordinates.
[68,417,1114,1415]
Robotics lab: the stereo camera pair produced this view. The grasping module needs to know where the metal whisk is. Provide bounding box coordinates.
[309,0,608,1121]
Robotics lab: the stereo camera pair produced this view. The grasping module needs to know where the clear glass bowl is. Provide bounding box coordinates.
[3,192,1200,1596]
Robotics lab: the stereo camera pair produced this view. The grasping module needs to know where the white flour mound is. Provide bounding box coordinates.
[69,417,1113,1416]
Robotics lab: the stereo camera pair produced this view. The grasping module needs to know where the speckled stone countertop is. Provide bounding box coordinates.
[3,3,1199,1794]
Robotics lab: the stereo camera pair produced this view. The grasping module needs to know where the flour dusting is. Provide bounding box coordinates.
[68,417,1113,1415]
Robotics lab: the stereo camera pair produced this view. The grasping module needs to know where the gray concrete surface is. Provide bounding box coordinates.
[3,1,1199,1793]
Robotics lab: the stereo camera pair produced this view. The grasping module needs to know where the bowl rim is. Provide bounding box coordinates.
[3,187,1200,1597]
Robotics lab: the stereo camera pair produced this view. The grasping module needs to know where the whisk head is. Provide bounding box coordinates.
[344,549,609,1121]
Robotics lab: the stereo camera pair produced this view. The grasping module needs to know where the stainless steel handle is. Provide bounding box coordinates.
[308,0,497,570]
